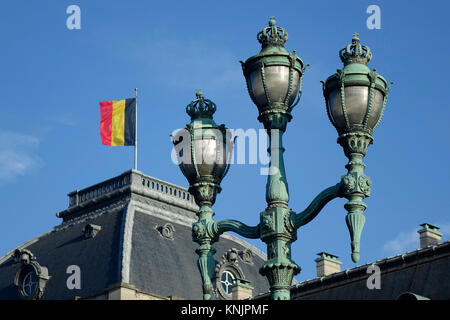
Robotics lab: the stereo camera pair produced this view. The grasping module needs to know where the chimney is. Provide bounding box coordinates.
[418,223,442,248]
[315,252,342,277]
[231,278,253,300]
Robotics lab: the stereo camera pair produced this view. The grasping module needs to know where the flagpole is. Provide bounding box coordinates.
[134,88,138,171]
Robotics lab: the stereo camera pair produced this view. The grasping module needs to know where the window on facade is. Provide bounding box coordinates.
[220,270,235,295]
[21,269,38,297]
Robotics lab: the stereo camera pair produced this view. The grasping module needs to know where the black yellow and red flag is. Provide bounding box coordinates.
[99,98,136,146]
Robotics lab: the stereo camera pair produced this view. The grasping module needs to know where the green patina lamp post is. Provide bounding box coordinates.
[322,32,393,262]
[173,18,392,300]
[173,89,234,300]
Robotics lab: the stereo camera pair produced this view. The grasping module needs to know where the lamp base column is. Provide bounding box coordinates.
[192,205,220,300]
[195,243,216,300]
[259,207,300,300]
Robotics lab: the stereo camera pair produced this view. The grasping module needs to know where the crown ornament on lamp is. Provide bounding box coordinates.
[339,32,373,66]
[186,88,217,120]
[257,16,289,48]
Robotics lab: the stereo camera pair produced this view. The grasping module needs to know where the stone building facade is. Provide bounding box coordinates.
[0,169,448,300]
[0,170,270,300]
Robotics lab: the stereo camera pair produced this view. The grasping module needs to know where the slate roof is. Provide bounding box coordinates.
[0,207,125,299]
[128,211,269,299]
[254,241,450,300]
[0,170,270,300]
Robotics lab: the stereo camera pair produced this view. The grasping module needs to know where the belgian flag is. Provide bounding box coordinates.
[99,98,136,146]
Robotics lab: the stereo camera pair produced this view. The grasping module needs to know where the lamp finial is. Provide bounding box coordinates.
[257,16,288,48]
[339,33,372,66]
[186,90,217,120]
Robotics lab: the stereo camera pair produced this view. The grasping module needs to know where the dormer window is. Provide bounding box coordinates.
[13,249,50,300]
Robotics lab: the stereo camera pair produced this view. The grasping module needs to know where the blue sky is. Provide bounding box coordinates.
[0,0,449,283]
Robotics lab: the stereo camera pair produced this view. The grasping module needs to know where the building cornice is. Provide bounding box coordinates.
[56,170,198,221]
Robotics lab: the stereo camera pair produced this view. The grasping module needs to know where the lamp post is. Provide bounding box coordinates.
[322,32,393,263]
[172,18,392,300]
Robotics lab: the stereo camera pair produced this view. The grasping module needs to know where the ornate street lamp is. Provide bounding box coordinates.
[172,89,234,300]
[241,16,306,126]
[322,32,393,263]
[174,88,232,206]
[173,18,392,300]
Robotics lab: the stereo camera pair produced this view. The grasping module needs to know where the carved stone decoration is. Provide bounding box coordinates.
[13,249,34,265]
[157,223,175,240]
[12,249,50,300]
[212,248,245,300]
[82,223,102,239]
[239,249,253,264]
[225,248,238,262]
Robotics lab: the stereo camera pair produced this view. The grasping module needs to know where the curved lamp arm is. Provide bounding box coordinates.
[215,220,260,239]
[290,182,343,229]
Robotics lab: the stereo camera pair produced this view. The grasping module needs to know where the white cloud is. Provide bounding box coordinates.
[382,229,418,255]
[0,131,42,184]
[383,223,450,255]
